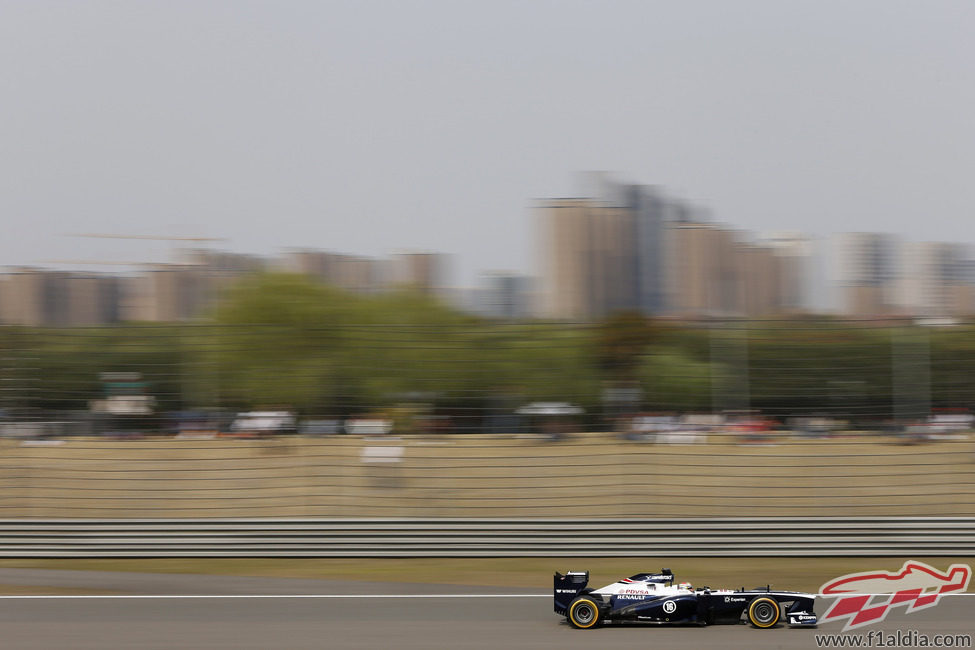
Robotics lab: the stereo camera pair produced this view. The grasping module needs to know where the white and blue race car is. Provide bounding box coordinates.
[555,568,818,629]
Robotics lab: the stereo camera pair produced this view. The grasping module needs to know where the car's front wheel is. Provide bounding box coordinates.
[567,596,601,629]
[747,597,780,628]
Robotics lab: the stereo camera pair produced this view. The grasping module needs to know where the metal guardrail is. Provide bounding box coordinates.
[0,517,972,557]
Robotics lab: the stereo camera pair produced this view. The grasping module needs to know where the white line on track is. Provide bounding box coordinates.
[0,593,552,599]
[815,593,975,597]
[0,593,971,600]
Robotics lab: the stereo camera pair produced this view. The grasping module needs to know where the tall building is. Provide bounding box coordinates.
[0,267,58,326]
[664,223,741,316]
[282,250,387,294]
[0,268,122,326]
[898,242,975,317]
[833,232,901,316]
[390,252,446,295]
[63,274,122,325]
[666,227,807,317]
[536,174,808,319]
[473,272,532,319]
[625,185,668,314]
[537,172,680,320]
[124,265,210,322]
[575,173,670,314]
[736,243,783,316]
[536,197,637,320]
[124,250,266,322]
[281,249,449,296]
[180,249,265,274]
[757,232,813,312]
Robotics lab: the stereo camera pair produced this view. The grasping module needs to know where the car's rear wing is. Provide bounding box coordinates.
[554,571,589,616]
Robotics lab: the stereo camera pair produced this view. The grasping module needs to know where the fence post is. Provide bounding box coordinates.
[710,320,750,415]
[892,324,931,424]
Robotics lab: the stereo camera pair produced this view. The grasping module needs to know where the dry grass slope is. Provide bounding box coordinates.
[0,433,971,518]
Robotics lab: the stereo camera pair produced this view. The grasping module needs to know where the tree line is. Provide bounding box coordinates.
[1,272,972,424]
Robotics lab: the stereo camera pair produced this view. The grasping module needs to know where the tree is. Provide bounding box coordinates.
[594,311,659,379]
[210,273,354,412]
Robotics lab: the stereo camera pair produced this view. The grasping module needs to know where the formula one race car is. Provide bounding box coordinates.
[554,568,818,629]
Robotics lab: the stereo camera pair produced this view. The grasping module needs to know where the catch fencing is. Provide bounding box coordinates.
[0,320,973,521]
[1,319,973,428]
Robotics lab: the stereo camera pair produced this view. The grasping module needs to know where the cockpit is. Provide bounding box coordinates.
[625,568,675,585]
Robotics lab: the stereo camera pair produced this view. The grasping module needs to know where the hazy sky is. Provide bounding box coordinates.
[2,1,973,286]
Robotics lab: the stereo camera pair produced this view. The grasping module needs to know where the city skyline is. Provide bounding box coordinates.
[7,173,975,297]
[4,203,975,325]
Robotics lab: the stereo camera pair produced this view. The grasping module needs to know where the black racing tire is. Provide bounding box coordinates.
[747,597,780,629]
[567,596,601,629]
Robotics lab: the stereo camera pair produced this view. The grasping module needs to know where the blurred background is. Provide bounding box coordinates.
[0,0,973,548]
[1,208,973,519]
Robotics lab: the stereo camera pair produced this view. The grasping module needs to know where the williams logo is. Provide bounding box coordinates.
[819,560,971,631]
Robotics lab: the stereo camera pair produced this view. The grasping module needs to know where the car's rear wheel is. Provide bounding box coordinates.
[747,597,780,628]
[567,597,601,629]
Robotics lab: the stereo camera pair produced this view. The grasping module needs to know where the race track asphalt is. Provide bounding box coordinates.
[0,570,970,649]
